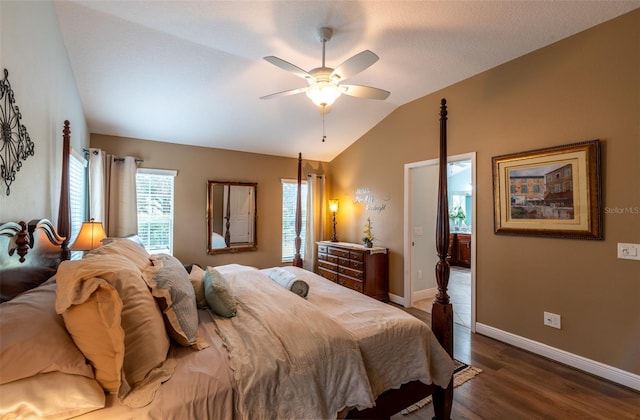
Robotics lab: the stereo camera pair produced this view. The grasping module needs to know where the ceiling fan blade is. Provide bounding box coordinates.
[330,50,379,81]
[263,56,312,80]
[340,84,390,100]
[260,87,308,100]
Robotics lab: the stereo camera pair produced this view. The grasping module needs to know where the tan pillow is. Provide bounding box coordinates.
[189,264,208,309]
[0,372,105,419]
[0,282,94,385]
[84,238,150,271]
[56,255,170,395]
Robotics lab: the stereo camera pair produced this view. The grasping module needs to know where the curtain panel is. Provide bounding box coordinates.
[88,149,139,237]
[304,174,326,271]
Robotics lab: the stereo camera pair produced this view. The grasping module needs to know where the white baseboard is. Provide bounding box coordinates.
[388,293,405,306]
[476,323,640,391]
[388,288,436,308]
[412,287,436,302]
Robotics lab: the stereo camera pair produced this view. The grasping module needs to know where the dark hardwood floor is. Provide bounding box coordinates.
[392,306,640,420]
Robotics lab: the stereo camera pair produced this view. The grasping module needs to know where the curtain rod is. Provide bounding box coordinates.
[83,148,143,163]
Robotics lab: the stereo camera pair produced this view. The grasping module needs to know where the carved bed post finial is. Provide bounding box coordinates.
[292,153,303,268]
[15,221,29,263]
[57,120,71,260]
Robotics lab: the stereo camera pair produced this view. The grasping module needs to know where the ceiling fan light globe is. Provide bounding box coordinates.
[306,81,342,107]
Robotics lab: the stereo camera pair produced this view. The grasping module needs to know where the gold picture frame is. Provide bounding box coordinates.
[492,140,602,240]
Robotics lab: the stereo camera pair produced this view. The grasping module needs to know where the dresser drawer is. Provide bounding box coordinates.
[318,259,336,270]
[327,254,339,264]
[318,267,337,282]
[317,252,328,261]
[328,247,350,258]
[350,259,363,270]
[337,275,363,293]
[318,244,328,254]
[337,265,363,280]
[350,251,364,262]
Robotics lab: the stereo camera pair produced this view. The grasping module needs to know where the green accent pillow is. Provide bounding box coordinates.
[203,267,237,318]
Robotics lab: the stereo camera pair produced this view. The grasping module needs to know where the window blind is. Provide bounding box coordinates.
[136,170,176,255]
[69,150,87,260]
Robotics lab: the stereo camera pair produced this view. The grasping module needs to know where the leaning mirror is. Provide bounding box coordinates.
[207,181,257,254]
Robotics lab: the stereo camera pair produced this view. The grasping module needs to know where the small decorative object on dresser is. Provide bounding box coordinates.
[316,241,389,302]
[362,217,374,248]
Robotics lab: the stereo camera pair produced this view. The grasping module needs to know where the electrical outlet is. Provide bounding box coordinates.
[617,243,640,260]
[417,269,423,279]
[544,311,561,329]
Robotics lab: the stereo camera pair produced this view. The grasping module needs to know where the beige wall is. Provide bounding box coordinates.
[91,135,324,270]
[0,0,88,222]
[329,10,639,374]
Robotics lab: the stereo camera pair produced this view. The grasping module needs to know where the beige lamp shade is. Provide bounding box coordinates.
[329,199,339,213]
[71,219,107,251]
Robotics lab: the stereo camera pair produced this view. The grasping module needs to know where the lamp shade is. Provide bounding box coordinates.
[329,199,339,213]
[71,219,107,251]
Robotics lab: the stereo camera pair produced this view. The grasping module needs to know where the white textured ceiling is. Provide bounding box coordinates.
[54,1,639,162]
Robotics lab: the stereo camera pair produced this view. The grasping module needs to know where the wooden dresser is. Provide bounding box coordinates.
[316,241,389,302]
[447,233,471,268]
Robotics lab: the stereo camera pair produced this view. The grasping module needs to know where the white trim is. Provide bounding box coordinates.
[388,293,405,306]
[281,178,308,184]
[137,167,177,177]
[404,158,437,308]
[70,147,87,166]
[413,287,437,302]
[476,323,640,391]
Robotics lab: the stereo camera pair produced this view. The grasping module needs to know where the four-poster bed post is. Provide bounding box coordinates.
[432,98,454,417]
[57,120,71,261]
[292,152,303,268]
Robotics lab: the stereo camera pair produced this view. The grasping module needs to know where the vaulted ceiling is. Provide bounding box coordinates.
[54,1,639,161]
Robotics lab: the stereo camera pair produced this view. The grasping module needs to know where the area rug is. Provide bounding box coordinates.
[401,360,482,415]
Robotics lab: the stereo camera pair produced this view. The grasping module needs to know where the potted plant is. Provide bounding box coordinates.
[449,206,466,228]
[362,217,374,248]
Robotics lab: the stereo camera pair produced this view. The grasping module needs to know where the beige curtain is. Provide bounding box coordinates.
[303,174,326,271]
[89,149,138,237]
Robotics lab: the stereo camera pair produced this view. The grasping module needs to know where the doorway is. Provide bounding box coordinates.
[403,152,476,332]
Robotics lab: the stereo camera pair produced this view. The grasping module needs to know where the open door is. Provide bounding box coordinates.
[404,152,476,332]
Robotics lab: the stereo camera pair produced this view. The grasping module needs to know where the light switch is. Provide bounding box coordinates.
[414,227,424,236]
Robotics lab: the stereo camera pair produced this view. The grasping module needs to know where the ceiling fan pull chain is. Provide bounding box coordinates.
[322,107,326,142]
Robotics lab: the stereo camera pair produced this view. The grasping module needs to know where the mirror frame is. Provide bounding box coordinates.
[207,181,257,254]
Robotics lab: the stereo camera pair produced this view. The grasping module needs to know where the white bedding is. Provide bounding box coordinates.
[215,264,374,419]
[261,266,455,398]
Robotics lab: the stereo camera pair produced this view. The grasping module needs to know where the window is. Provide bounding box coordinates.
[69,150,87,260]
[281,179,307,262]
[136,169,177,254]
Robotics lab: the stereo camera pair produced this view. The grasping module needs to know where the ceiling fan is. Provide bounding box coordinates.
[260,27,390,113]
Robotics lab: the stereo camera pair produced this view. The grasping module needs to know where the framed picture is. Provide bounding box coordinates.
[492,140,602,240]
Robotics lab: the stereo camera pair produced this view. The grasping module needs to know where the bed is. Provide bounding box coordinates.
[0,101,455,419]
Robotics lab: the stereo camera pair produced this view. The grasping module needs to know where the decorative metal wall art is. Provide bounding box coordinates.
[1,69,35,195]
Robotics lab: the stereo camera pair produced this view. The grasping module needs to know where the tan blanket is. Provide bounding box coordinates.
[214,264,375,419]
